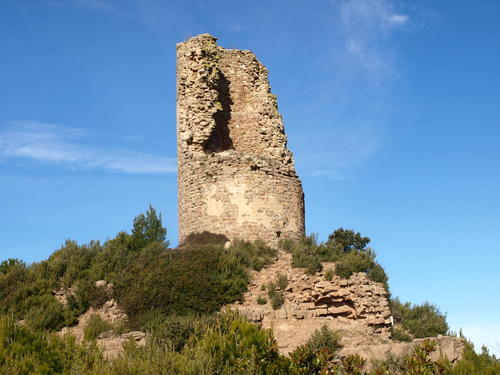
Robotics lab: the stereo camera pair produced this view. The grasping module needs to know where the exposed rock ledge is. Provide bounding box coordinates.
[58,280,146,358]
[230,250,465,365]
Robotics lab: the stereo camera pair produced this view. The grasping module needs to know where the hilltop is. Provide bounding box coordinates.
[1,207,499,374]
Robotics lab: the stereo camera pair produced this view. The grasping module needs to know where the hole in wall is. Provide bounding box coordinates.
[204,72,234,153]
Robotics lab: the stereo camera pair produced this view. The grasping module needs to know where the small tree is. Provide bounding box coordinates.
[131,205,168,250]
[327,228,370,253]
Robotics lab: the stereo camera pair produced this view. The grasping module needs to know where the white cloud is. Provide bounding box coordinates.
[386,13,409,26]
[295,0,413,178]
[338,0,411,81]
[0,121,176,174]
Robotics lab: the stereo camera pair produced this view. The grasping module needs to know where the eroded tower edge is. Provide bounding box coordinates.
[176,34,305,246]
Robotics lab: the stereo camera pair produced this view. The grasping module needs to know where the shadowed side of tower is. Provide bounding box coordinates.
[176,34,305,246]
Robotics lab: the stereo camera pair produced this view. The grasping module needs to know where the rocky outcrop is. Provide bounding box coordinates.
[230,251,465,367]
[97,331,147,359]
[340,335,466,370]
[231,251,392,354]
[58,280,146,358]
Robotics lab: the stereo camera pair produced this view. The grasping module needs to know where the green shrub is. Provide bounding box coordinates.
[305,325,342,354]
[281,230,389,285]
[180,231,229,248]
[450,340,500,375]
[277,273,288,290]
[226,239,277,271]
[391,327,413,342]
[403,339,452,374]
[391,298,449,339]
[84,314,111,341]
[289,344,333,374]
[0,315,102,375]
[326,228,370,253]
[266,282,284,310]
[130,205,169,251]
[87,285,110,309]
[25,295,66,331]
[324,268,334,281]
[342,353,367,375]
[196,311,286,375]
[257,296,267,305]
[334,250,375,278]
[140,311,213,352]
[113,240,266,322]
[292,252,323,275]
[269,291,285,310]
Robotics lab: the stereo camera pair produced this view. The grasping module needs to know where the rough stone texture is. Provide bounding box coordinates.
[339,336,466,370]
[52,287,75,306]
[230,251,393,354]
[97,331,147,359]
[176,34,305,246]
[229,251,464,367]
[58,281,146,358]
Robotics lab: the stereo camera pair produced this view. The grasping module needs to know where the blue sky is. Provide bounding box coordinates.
[1,0,499,354]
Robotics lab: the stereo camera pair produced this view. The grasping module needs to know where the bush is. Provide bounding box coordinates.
[196,311,286,374]
[266,273,289,310]
[257,296,267,305]
[130,205,169,251]
[450,339,500,375]
[324,268,334,281]
[0,315,102,374]
[25,295,66,331]
[277,273,288,290]
[391,298,449,339]
[180,231,229,248]
[281,235,323,275]
[289,344,333,374]
[270,291,285,310]
[291,252,323,275]
[87,285,110,309]
[281,230,389,285]
[226,239,277,271]
[391,327,413,342]
[327,228,370,253]
[140,311,213,352]
[342,354,367,375]
[114,245,235,320]
[305,325,342,354]
[84,314,111,341]
[113,239,273,322]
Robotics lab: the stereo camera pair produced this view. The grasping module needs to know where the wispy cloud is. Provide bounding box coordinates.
[338,0,411,81]
[292,0,414,178]
[0,121,176,174]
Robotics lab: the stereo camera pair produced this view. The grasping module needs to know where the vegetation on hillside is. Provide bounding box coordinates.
[0,206,276,331]
[1,207,497,374]
[278,228,388,289]
[2,312,498,375]
[391,298,449,341]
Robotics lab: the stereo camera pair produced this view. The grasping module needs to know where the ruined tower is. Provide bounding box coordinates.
[176,34,305,246]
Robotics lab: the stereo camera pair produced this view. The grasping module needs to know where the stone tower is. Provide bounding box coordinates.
[176,34,305,246]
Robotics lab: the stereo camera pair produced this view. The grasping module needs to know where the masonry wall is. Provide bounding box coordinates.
[176,34,305,246]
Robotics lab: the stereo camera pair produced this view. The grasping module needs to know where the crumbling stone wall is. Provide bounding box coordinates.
[176,34,305,245]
